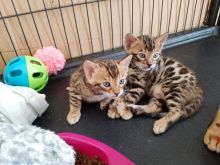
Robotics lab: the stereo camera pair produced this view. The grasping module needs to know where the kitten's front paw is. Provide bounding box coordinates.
[100,101,109,110]
[204,122,220,153]
[153,118,168,135]
[117,103,133,120]
[117,100,133,120]
[67,112,81,125]
[127,104,144,115]
[120,109,133,120]
[108,107,120,119]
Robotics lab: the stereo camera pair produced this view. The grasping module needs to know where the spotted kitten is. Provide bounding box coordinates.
[66,56,132,125]
[108,33,203,134]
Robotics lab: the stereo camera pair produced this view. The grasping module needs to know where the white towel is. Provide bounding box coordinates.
[0,82,49,124]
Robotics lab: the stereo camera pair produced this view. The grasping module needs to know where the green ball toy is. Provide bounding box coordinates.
[3,56,49,92]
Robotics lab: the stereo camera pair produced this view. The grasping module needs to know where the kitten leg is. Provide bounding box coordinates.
[116,88,145,120]
[152,89,187,134]
[128,98,163,115]
[67,91,82,125]
[107,103,120,119]
[100,98,112,110]
[108,107,120,119]
[153,107,183,134]
[204,107,220,153]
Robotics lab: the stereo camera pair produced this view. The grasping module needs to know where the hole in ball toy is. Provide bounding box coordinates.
[9,58,20,66]
[33,72,43,78]
[10,70,22,77]
[30,60,41,66]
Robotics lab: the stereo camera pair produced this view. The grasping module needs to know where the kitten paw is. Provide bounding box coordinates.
[120,109,133,120]
[67,112,81,125]
[153,118,168,135]
[127,104,144,115]
[100,102,108,110]
[204,122,220,153]
[108,108,120,119]
[116,101,133,120]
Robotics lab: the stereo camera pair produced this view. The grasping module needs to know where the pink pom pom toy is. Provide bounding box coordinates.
[34,46,66,75]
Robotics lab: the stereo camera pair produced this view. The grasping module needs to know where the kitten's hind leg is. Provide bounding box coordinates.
[128,98,163,115]
[152,90,187,134]
[153,99,184,134]
[67,92,82,125]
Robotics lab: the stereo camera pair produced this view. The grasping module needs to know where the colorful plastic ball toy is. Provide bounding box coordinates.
[3,56,48,92]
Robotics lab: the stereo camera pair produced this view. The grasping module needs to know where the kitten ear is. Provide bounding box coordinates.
[83,60,99,81]
[155,32,168,49]
[124,33,138,52]
[119,55,133,70]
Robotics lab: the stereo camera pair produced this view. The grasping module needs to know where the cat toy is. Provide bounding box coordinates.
[3,56,48,92]
[34,46,66,75]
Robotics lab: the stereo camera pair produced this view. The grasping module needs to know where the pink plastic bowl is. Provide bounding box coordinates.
[58,132,135,165]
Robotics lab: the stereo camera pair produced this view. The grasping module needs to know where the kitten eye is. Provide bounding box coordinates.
[153,53,160,59]
[119,79,125,85]
[103,82,111,87]
[139,53,145,58]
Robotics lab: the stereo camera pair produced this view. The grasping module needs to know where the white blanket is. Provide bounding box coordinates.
[0,82,49,124]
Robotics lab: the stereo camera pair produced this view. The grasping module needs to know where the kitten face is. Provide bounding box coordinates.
[83,56,132,98]
[124,33,168,71]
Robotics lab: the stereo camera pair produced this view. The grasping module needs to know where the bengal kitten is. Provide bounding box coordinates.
[66,56,132,125]
[108,33,203,134]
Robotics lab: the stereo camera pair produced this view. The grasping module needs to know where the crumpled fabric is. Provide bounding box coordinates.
[0,82,49,124]
[0,122,75,165]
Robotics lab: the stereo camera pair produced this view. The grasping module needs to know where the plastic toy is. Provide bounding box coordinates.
[3,56,48,91]
[34,46,66,75]
[58,132,135,165]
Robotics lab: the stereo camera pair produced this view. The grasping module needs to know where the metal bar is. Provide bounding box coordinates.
[0,11,18,56]
[203,0,212,25]
[71,0,82,56]
[85,0,94,54]
[197,0,205,28]
[207,0,220,26]
[121,0,123,45]
[110,0,114,49]
[190,0,198,30]
[158,0,164,35]
[183,0,190,32]
[175,0,183,34]
[0,0,106,20]
[27,0,43,47]
[131,0,134,34]
[141,0,145,35]
[97,0,104,51]
[11,0,32,55]
[42,0,57,48]
[150,0,155,35]
[0,51,7,65]
[58,0,71,58]
[167,0,173,33]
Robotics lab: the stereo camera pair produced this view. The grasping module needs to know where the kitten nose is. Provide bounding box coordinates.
[114,92,120,96]
[113,89,120,96]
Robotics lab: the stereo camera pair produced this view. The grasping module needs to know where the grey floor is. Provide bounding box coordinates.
[34,36,220,165]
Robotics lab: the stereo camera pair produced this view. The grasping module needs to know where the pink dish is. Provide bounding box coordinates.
[58,132,135,165]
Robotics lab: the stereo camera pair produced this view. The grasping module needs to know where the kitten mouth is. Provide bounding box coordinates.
[142,64,156,71]
[142,66,151,71]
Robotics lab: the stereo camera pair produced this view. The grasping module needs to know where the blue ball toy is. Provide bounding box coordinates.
[3,56,48,91]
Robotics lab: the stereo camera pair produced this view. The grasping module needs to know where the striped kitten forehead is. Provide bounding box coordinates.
[138,35,155,52]
[98,60,119,78]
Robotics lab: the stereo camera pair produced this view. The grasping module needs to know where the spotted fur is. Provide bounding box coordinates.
[66,56,132,125]
[109,33,203,134]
